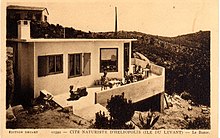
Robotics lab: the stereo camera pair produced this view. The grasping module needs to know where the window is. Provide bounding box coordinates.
[24,21,28,25]
[48,55,63,73]
[44,15,47,22]
[100,48,118,72]
[17,21,21,25]
[69,54,82,77]
[38,55,63,77]
[68,53,91,77]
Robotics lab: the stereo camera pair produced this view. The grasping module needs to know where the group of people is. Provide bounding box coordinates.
[100,64,151,90]
[125,64,151,83]
[125,66,144,84]
[100,69,134,89]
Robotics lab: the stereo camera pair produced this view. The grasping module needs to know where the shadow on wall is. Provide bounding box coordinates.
[132,94,161,112]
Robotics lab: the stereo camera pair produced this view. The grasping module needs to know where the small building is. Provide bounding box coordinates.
[7,5,49,22]
[7,5,49,38]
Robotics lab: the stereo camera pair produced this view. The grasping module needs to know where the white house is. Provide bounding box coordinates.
[8,20,135,100]
[7,17,165,113]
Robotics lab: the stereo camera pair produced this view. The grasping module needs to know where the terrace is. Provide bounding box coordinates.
[49,59,165,121]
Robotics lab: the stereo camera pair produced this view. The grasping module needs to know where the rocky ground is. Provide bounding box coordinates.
[6,93,210,129]
[132,93,210,129]
[7,105,92,129]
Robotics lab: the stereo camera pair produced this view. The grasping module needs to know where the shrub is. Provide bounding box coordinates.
[106,92,134,128]
[94,111,109,129]
[138,110,159,129]
[94,93,135,129]
[186,116,210,129]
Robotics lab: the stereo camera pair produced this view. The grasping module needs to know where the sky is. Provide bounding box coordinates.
[5,0,216,37]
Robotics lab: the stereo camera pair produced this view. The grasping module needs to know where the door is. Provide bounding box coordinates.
[124,43,130,76]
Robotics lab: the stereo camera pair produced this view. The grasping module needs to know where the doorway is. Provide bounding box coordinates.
[124,43,130,77]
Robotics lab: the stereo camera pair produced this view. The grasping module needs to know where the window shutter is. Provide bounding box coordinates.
[83,53,91,75]
[80,53,83,75]
[38,56,47,77]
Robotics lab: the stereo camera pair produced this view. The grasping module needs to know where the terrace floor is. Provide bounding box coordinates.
[52,73,160,120]
[53,86,107,121]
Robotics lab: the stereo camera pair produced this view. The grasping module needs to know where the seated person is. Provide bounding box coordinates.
[134,65,138,74]
[136,66,144,81]
[137,65,143,74]
[124,68,130,84]
[129,73,134,83]
[125,68,129,77]
[68,85,80,101]
[146,63,151,69]
[101,70,110,90]
[69,85,74,95]
[125,73,134,84]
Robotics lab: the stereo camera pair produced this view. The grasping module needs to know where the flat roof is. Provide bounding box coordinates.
[7,38,137,43]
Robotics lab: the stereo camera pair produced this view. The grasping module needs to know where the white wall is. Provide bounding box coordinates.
[18,20,31,40]
[93,41,124,80]
[33,41,126,97]
[95,64,165,107]
[17,42,34,98]
[95,75,165,107]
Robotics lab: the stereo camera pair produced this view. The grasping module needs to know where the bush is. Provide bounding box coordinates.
[94,111,109,129]
[94,93,135,129]
[187,116,210,129]
[138,110,160,129]
[106,92,134,128]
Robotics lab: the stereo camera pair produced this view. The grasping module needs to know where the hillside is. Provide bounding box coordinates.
[7,93,210,129]
[93,31,210,106]
[6,21,210,129]
[7,21,210,106]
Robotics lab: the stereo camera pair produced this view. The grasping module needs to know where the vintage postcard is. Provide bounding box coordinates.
[1,0,218,137]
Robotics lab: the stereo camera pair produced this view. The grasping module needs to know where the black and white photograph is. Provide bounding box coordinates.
[1,0,218,137]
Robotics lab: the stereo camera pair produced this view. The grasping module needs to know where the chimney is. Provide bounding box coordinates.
[17,20,31,40]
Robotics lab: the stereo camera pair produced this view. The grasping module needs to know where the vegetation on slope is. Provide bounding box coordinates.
[7,20,210,106]
[94,31,210,106]
[30,21,92,38]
